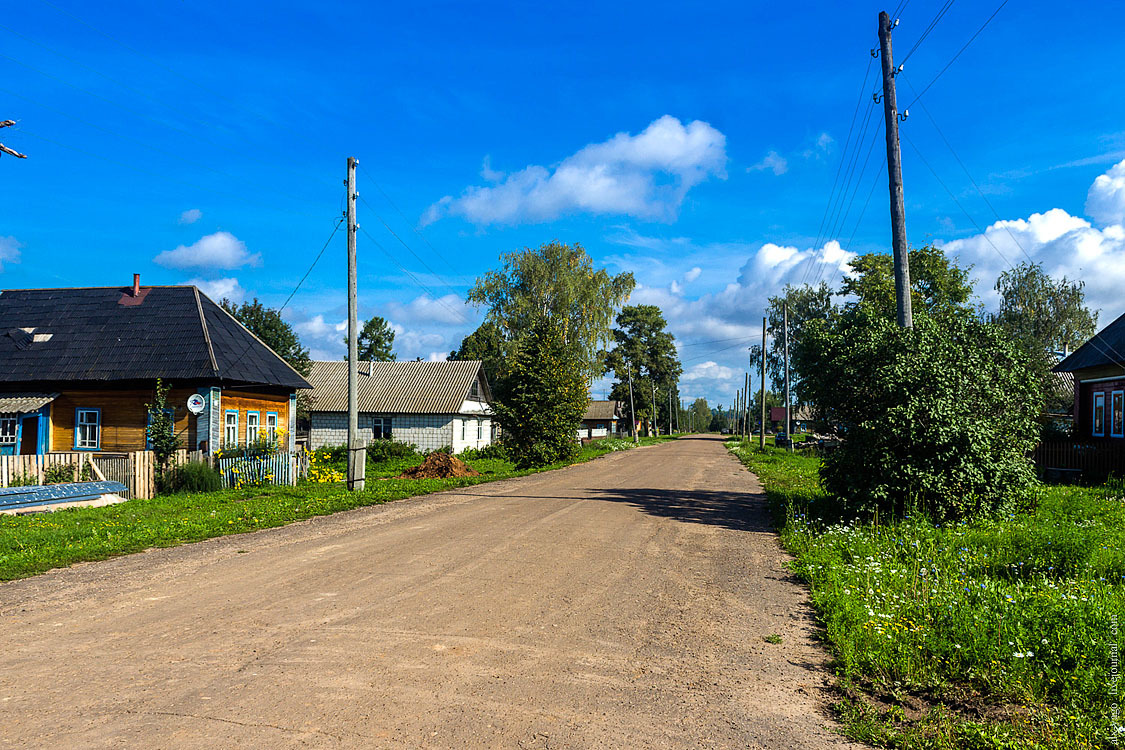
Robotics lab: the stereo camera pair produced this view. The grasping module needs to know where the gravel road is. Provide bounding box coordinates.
[0,435,862,749]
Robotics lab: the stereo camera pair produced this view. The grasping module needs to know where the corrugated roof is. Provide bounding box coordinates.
[0,392,58,414]
[0,286,309,388]
[583,400,620,421]
[1055,311,1125,373]
[305,360,490,414]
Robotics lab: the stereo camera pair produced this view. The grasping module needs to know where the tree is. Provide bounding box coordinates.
[753,282,837,403]
[603,305,682,435]
[840,245,976,320]
[992,262,1098,415]
[491,319,589,468]
[347,315,396,361]
[145,379,181,490]
[221,298,311,376]
[449,321,505,389]
[801,307,1042,519]
[468,241,635,382]
[689,397,710,432]
[709,406,729,433]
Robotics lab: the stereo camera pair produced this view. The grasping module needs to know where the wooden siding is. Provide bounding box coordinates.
[1076,376,1125,439]
[50,388,200,453]
[219,391,290,449]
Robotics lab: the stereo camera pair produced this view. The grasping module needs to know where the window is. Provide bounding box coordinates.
[477,418,483,440]
[371,416,392,441]
[1113,391,1124,438]
[246,412,261,444]
[75,408,101,450]
[145,408,174,450]
[0,415,16,446]
[1094,392,1106,437]
[224,410,239,447]
[461,419,467,441]
[266,412,279,440]
[468,379,482,400]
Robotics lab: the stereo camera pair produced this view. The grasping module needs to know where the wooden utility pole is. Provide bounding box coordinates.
[668,388,673,435]
[627,363,638,444]
[784,301,792,451]
[346,157,365,491]
[0,121,27,159]
[878,10,913,329]
[759,319,767,451]
[650,378,658,437]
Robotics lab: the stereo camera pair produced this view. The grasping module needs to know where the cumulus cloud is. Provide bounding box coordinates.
[747,150,788,176]
[383,293,469,325]
[186,277,245,304]
[681,361,736,382]
[424,115,727,225]
[178,208,202,225]
[0,236,22,271]
[1086,160,1125,226]
[155,231,260,270]
[684,267,702,282]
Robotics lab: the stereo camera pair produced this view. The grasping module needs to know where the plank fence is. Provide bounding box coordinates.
[1033,440,1125,479]
[0,449,308,498]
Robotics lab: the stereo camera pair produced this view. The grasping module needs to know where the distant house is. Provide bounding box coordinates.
[0,278,309,456]
[305,360,494,453]
[1054,312,1125,440]
[769,405,814,432]
[578,400,621,440]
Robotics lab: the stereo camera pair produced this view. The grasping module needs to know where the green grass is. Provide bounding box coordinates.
[727,438,1122,750]
[0,436,677,582]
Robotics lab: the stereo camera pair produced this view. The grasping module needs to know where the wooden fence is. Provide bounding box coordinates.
[216,451,307,489]
[0,449,305,498]
[1033,440,1125,479]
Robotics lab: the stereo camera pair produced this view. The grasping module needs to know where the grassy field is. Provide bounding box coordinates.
[728,439,1121,750]
[0,435,676,582]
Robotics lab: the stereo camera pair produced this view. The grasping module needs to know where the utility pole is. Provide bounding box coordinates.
[650,378,658,437]
[346,157,365,491]
[784,301,792,452]
[760,318,767,451]
[878,10,913,329]
[743,373,750,441]
[668,387,673,435]
[627,362,638,444]
[0,121,27,159]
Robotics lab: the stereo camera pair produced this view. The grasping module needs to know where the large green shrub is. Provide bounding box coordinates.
[493,319,588,468]
[801,309,1042,518]
[164,461,223,493]
[365,439,419,463]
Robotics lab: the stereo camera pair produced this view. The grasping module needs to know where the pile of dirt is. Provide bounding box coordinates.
[396,452,480,479]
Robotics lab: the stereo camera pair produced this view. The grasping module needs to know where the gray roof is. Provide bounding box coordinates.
[0,392,58,414]
[583,400,620,421]
[306,360,491,414]
[1055,310,1125,373]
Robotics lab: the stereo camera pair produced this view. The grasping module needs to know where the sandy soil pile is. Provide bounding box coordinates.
[396,452,480,479]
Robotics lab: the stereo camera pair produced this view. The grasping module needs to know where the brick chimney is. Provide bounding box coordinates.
[118,273,149,306]
[132,273,141,297]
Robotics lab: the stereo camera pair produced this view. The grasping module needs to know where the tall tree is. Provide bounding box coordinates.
[449,321,505,388]
[603,305,682,435]
[840,245,975,320]
[468,241,635,382]
[752,282,836,402]
[346,315,396,361]
[992,262,1098,414]
[221,298,310,375]
[689,397,710,432]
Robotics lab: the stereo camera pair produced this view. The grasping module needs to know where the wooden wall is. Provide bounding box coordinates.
[51,387,199,453]
[218,390,290,449]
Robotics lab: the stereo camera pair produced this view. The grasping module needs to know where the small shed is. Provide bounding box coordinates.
[578,400,621,440]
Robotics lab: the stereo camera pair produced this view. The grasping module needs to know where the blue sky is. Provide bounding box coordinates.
[4,0,1125,406]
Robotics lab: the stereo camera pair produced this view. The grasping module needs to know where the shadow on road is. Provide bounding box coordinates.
[585,487,776,533]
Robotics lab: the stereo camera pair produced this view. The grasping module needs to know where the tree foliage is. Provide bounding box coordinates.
[603,305,682,433]
[754,282,836,403]
[449,321,505,390]
[347,315,396,362]
[491,320,589,468]
[840,245,975,320]
[221,298,311,375]
[145,379,181,489]
[688,397,710,432]
[468,241,635,381]
[801,309,1042,518]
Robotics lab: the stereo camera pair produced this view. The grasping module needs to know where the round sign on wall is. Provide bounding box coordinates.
[186,393,206,415]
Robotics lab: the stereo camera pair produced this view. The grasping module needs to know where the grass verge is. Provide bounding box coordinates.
[0,435,677,582]
[728,439,1121,750]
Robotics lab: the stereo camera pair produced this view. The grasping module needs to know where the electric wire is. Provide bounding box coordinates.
[358,164,458,273]
[278,218,345,313]
[904,0,1010,110]
[898,0,957,67]
[357,225,467,323]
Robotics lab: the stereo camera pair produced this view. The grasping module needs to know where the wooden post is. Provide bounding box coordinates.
[346,156,365,490]
[627,361,638,444]
[784,301,793,451]
[760,318,767,451]
[878,10,913,329]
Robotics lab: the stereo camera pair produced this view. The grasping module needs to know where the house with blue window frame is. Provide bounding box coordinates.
[0,276,309,456]
[1054,310,1125,442]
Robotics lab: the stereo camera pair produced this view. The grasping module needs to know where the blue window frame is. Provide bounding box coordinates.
[224,409,239,447]
[1093,392,1106,437]
[265,411,279,440]
[74,407,101,451]
[145,408,174,450]
[1112,391,1124,438]
[246,411,261,444]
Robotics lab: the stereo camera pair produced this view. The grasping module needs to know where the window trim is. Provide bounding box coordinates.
[1112,390,1124,439]
[74,407,102,451]
[224,409,239,447]
[1093,392,1106,437]
[371,416,391,441]
[265,411,279,439]
[0,414,16,446]
[246,411,261,444]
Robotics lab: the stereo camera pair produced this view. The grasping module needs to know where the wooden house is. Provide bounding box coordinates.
[1054,311,1125,441]
[0,277,310,456]
[578,400,621,440]
[305,360,494,453]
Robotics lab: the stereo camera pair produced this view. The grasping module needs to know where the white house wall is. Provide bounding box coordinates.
[452,416,493,453]
[309,411,492,454]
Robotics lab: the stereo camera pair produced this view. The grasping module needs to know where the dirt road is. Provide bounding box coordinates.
[0,435,860,749]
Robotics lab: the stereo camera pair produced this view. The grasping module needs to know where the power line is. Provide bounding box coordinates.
[357,225,468,323]
[844,156,887,252]
[904,0,1010,110]
[358,164,458,273]
[898,0,957,67]
[279,219,345,313]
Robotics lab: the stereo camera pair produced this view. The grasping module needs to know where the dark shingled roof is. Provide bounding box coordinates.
[0,286,310,388]
[1055,311,1125,373]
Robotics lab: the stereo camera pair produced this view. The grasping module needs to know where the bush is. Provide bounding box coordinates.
[164,461,223,493]
[43,463,91,484]
[365,439,419,463]
[9,471,38,487]
[802,309,1042,519]
[459,442,509,461]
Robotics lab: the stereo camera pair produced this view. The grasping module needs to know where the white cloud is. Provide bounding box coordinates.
[427,351,449,362]
[682,361,736,382]
[425,115,727,225]
[1086,159,1125,226]
[178,208,202,225]
[684,266,702,282]
[480,155,503,182]
[186,276,245,303]
[154,231,261,270]
[0,236,22,271]
[747,150,788,176]
[383,293,469,325]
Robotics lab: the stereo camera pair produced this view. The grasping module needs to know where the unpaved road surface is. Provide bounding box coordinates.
[0,435,861,749]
